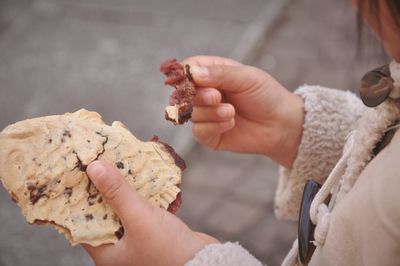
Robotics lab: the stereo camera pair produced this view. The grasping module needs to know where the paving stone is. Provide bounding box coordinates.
[177,187,222,230]
[182,147,258,193]
[242,215,297,266]
[253,0,388,93]
[229,157,278,206]
[203,197,265,240]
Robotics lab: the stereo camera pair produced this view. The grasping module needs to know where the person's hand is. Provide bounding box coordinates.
[182,56,304,168]
[83,160,218,266]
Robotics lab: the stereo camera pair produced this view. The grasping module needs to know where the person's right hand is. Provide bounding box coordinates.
[182,56,304,169]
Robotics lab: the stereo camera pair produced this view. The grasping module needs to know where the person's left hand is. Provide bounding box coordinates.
[83,160,218,266]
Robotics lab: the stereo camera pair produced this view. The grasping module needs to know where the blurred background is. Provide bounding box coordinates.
[0,0,387,265]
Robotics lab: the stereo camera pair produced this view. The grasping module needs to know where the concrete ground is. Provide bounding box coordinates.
[0,0,388,265]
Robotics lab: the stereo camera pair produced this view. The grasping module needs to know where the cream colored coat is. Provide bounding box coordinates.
[309,123,400,265]
[186,85,400,266]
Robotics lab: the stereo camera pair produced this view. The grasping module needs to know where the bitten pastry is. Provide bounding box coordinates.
[0,109,184,246]
[160,58,197,125]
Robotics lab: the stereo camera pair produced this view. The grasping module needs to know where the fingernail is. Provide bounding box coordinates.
[190,66,209,79]
[87,161,107,181]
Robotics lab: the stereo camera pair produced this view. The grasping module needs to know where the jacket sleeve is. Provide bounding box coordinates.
[274,85,366,220]
[185,242,265,266]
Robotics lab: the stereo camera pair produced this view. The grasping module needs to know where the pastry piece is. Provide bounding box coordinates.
[160,58,197,125]
[0,109,184,246]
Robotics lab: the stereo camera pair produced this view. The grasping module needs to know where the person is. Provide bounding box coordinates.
[83,0,400,265]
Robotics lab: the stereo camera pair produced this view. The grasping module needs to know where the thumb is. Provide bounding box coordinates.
[86,160,154,226]
[190,64,264,93]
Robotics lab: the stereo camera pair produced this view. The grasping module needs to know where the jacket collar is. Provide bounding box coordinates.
[335,99,400,203]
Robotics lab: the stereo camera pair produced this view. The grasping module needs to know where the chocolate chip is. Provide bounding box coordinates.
[85,214,94,221]
[87,181,99,206]
[116,162,124,169]
[75,161,87,172]
[63,130,72,138]
[128,169,133,175]
[103,214,108,220]
[114,226,124,239]
[73,152,87,172]
[95,131,105,137]
[48,138,52,143]
[64,187,73,198]
[27,183,48,204]
[27,183,36,192]
[88,194,98,199]
[97,197,103,203]
[31,193,48,204]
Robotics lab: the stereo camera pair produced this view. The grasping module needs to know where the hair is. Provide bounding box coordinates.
[357,0,400,35]
[385,1,400,28]
[356,1,400,58]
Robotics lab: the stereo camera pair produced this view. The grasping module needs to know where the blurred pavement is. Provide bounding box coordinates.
[0,0,388,265]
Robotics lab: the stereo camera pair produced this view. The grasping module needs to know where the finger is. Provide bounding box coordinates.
[194,232,219,244]
[182,55,242,67]
[192,119,235,147]
[191,104,235,123]
[82,243,113,261]
[189,64,264,94]
[86,161,154,227]
[193,88,222,106]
